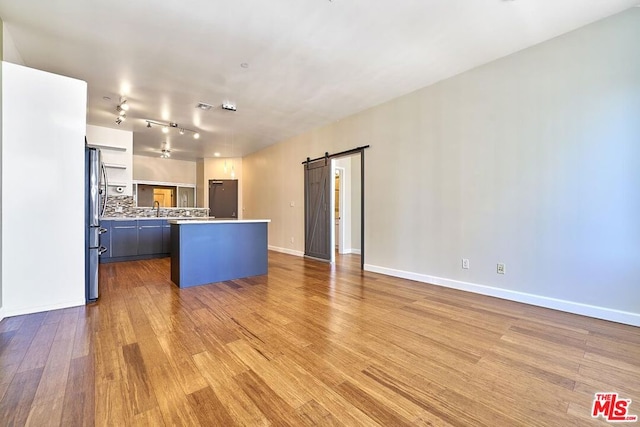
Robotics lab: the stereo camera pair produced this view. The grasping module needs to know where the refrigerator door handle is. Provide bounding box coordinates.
[100,162,108,217]
[98,246,108,255]
[98,227,108,234]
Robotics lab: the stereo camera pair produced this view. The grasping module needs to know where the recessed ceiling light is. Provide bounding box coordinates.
[214,152,221,157]
[240,63,249,69]
[196,102,213,110]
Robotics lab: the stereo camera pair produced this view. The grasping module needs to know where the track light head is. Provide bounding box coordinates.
[146,122,152,128]
[115,99,130,124]
[193,132,200,139]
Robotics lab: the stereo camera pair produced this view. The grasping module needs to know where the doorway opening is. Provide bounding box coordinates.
[332,155,362,260]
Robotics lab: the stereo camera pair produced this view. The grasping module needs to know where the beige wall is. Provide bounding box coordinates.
[133,155,197,185]
[242,9,640,325]
[199,157,243,218]
[196,160,204,208]
[243,142,304,253]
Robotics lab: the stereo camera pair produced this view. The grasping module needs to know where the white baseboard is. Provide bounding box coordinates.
[364,264,640,327]
[2,299,86,318]
[268,245,304,257]
[338,248,361,255]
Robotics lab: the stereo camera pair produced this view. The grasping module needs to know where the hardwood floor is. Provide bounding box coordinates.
[1,252,639,426]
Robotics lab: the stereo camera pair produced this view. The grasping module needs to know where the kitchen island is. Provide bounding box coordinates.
[168,218,270,288]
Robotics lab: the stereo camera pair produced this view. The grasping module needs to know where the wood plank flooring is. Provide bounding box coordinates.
[1,252,639,426]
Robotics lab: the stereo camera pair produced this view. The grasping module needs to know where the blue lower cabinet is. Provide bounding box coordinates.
[101,219,171,263]
[138,220,163,255]
[111,221,138,257]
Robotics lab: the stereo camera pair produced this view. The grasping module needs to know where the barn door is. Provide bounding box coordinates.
[304,158,331,261]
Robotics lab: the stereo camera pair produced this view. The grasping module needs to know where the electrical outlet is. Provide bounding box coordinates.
[462,258,469,269]
[185,210,191,216]
[497,263,506,274]
[290,201,295,207]
[115,206,123,213]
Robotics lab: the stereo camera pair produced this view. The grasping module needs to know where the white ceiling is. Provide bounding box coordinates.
[1,0,637,161]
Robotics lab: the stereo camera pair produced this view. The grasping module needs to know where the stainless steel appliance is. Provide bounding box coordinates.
[85,145,108,302]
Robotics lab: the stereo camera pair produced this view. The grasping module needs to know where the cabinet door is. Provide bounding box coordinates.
[99,220,112,260]
[138,220,163,255]
[162,222,171,254]
[111,220,138,257]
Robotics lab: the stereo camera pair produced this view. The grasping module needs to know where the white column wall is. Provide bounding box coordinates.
[2,62,87,316]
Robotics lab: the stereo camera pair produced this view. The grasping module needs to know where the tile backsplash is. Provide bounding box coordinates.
[102,195,209,218]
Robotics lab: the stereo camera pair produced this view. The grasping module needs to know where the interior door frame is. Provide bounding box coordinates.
[334,166,347,255]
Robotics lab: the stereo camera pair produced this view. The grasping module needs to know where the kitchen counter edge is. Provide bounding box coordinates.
[168,219,271,225]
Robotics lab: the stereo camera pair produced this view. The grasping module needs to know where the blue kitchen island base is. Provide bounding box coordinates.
[169,219,270,288]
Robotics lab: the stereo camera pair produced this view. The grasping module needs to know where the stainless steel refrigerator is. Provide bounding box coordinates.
[85,145,108,302]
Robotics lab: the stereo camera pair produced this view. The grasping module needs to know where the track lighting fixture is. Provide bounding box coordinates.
[160,148,171,159]
[145,119,201,139]
[115,98,129,124]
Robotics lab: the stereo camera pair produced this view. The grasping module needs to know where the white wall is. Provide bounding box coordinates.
[133,155,197,185]
[0,22,4,319]
[86,124,133,196]
[243,9,640,326]
[2,24,25,66]
[2,62,87,316]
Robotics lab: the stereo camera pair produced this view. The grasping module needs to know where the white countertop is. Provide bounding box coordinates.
[102,217,206,221]
[168,218,271,225]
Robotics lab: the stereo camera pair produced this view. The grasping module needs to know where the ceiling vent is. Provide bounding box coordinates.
[222,102,237,112]
[196,102,214,111]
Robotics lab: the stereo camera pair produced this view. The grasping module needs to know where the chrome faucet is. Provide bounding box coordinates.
[153,201,160,217]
